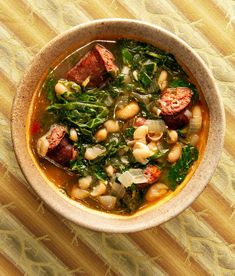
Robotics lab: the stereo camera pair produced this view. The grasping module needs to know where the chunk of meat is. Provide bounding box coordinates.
[66,44,119,87]
[133,117,146,127]
[37,125,77,167]
[46,125,66,150]
[47,136,78,166]
[163,111,189,130]
[158,87,192,116]
[138,165,161,188]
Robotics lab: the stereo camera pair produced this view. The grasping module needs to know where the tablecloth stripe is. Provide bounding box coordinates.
[0,0,234,275]
[0,252,23,276]
[0,165,113,275]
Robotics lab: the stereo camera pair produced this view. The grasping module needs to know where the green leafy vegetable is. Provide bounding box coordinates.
[122,48,133,65]
[168,144,199,190]
[119,184,145,213]
[124,127,135,139]
[43,71,56,102]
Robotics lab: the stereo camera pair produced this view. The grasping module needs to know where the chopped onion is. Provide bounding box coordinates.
[84,145,106,160]
[110,182,126,198]
[104,95,114,106]
[99,196,117,210]
[118,168,148,187]
[145,119,166,133]
[129,169,148,184]
[188,116,202,133]
[121,66,131,83]
[118,171,133,187]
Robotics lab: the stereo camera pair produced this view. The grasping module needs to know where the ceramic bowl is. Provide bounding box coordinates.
[11,19,225,233]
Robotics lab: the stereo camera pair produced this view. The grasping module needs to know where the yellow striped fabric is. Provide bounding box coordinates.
[0,0,234,275]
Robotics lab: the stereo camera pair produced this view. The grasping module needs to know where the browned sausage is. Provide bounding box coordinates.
[163,111,189,130]
[47,125,66,150]
[158,87,192,116]
[38,125,77,167]
[138,165,161,189]
[66,44,118,87]
[47,136,78,166]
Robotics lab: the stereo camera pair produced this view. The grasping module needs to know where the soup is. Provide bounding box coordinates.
[30,39,209,214]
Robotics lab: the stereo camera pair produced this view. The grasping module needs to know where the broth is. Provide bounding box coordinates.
[30,39,209,215]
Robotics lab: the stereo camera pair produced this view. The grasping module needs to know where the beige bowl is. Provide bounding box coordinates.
[11,19,225,233]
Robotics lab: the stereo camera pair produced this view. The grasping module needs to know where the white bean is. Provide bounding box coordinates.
[116,101,140,120]
[84,146,106,160]
[145,183,168,202]
[189,105,202,133]
[99,196,117,210]
[90,181,107,197]
[133,142,151,164]
[189,134,199,146]
[133,125,148,140]
[71,186,89,200]
[95,128,108,142]
[167,130,178,144]
[105,165,115,177]
[69,128,78,142]
[78,176,92,189]
[104,120,120,132]
[55,82,68,96]
[157,70,168,91]
[37,136,49,157]
[167,143,182,163]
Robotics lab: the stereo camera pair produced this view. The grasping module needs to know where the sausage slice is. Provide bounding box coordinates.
[37,125,77,167]
[66,44,119,87]
[158,87,192,116]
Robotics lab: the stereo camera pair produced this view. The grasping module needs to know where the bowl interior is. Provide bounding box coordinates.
[11,19,225,233]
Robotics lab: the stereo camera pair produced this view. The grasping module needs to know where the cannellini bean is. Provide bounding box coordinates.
[90,181,107,197]
[133,142,152,164]
[167,130,178,144]
[84,146,106,160]
[105,165,115,177]
[99,195,117,210]
[167,143,182,163]
[147,141,158,152]
[104,120,120,132]
[55,82,68,96]
[189,134,199,146]
[189,105,202,133]
[95,128,108,142]
[134,125,148,140]
[157,70,168,91]
[37,136,49,157]
[78,176,92,189]
[116,101,140,120]
[71,186,89,200]
[145,183,168,202]
[69,128,78,142]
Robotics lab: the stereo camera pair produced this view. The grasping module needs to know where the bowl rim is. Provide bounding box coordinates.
[11,18,225,233]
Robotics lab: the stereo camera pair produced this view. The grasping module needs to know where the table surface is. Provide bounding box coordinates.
[0,0,235,275]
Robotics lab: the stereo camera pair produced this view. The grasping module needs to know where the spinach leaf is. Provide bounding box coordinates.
[119,184,146,213]
[43,71,56,102]
[124,127,135,139]
[47,101,109,138]
[122,48,133,65]
[168,144,199,190]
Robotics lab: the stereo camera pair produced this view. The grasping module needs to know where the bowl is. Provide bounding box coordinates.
[11,19,225,233]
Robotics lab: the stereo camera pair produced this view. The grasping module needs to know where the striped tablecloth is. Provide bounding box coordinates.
[0,1,235,275]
